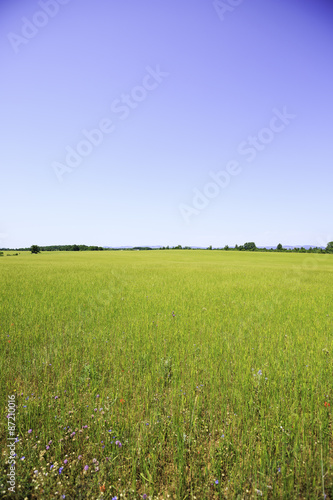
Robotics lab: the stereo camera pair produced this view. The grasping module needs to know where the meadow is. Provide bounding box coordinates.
[0,250,332,499]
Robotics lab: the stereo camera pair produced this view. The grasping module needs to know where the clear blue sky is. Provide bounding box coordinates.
[1,0,332,248]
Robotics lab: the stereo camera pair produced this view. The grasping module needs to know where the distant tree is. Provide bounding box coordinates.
[174,245,182,249]
[0,251,3,257]
[326,241,333,253]
[277,243,283,251]
[72,244,80,251]
[30,245,41,254]
[243,242,257,251]
[207,245,212,250]
[224,245,229,250]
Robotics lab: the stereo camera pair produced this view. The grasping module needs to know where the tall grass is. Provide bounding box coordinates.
[1,250,332,499]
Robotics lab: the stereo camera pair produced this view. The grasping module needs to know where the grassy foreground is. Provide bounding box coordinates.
[0,250,332,499]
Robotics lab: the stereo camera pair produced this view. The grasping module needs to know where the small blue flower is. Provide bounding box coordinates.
[215,479,219,485]
[59,467,64,474]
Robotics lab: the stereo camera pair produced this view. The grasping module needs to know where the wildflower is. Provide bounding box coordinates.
[221,434,225,438]
[59,467,64,474]
[78,455,82,460]
[112,497,117,500]
[324,402,330,407]
[62,496,66,499]
[115,440,122,447]
[50,465,54,470]
[258,369,262,376]
[96,394,100,398]
[93,458,97,463]
[46,446,50,450]
[143,495,147,500]
[71,432,75,437]
[48,440,52,444]
[55,396,59,400]
[120,398,125,404]
[100,484,106,492]
[64,459,68,464]
[215,480,219,485]
[20,457,25,460]
[95,466,99,471]
[34,470,38,474]
[84,465,89,471]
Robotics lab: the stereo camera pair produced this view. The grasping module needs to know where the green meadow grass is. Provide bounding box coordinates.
[0,250,332,499]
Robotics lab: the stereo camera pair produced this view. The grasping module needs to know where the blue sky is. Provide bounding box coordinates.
[1,0,332,248]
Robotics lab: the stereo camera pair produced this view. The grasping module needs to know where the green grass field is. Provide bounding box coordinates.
[1,250,332,499]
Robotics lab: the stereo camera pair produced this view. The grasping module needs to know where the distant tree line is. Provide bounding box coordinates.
[20,244,104,253]
[1,242,332,254]
[160,242,333,253]
[27,244,104,253]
